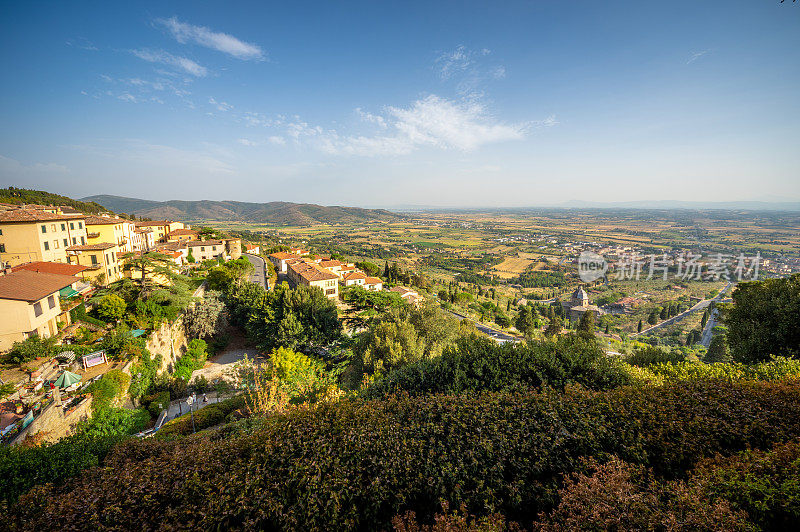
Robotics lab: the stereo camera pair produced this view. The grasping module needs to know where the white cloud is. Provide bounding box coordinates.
[434,45,506,98]
[237,138,257,146]
[356,108,387,128]
[292,95,527,156]
[268,136,286,145]
[687,50,709,64]
[131,49,207,77]
[157,17,264,60]
[209,97,233,111]
[387,95,525,151]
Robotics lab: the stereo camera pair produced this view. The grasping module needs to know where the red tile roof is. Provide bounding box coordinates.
[270,252,299,260]
[167,228,198,236]
[11,261,88,276]
[364,276,383,285]
[84,215,128,225]
[66,243,117,251]
[0,210,85,223]
[343,271,367,280]
[0,270,77,301]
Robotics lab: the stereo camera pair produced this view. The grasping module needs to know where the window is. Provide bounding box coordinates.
[72,237,77,245]
[47,295,55,309]
[61,223,66,231]
[81,237,85,244]
[63,238,68,247]
[91,254,98,265]
[43,241,49,251]
[78,222,83,229]
[34,302,43,317]
[51,224,56,232]
[70,222,74,230]
[0,244,5,253]
[53,240,59,249]
[201,247,205,251]
[107,268,112,278]
[212,246,217,251]
[41,225,47,233]
[0,228,3,235]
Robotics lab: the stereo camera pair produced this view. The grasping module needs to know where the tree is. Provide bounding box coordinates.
[648,312,658,325]
[577,311,595,339]
[705,334,732,363]
[544,316,563,337]
[186,251,196,264]
[659,306,668,320]
[183,291,228,339]
[3,335,56,364]
[604,324,609,335]
[701,310,709,328]
[724,274,800,363]
[637,320,643,333]
[97,294,126,323]
[121,251,180,296]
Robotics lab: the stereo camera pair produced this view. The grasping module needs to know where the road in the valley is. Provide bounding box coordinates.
[632,281,732,338]
[243,253,269,289]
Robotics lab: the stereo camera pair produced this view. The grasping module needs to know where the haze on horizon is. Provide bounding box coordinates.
[1,1,798,208]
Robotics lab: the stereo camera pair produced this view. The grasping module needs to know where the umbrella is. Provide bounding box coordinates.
[53,371,82,388]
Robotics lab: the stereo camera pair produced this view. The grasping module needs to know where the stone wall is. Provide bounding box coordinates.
[145,317,188,375]
[15,395,93,445]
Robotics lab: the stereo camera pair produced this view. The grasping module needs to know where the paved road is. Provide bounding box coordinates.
[445,309,521,342]
[243,253,268,289]
[700,308,720,347]
[632,281,732,338]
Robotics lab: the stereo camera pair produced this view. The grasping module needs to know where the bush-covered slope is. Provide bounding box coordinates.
[82,194,406,225]
[0,186,107,213]
[7,379,800,530]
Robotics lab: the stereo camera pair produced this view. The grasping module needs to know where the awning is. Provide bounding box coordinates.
[131,329,146,338]
[56,351,76,362]
[59,286,80,298]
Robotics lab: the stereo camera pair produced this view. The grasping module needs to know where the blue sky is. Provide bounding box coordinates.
[1,1,798,207]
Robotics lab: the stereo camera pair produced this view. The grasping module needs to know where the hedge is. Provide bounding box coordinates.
[7,379,800,530]
[364,334,631,399]
[69,302,106,328]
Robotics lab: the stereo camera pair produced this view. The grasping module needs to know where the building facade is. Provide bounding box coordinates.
[0,210,88,267]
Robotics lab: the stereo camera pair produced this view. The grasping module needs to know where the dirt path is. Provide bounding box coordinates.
[190,327,267,383]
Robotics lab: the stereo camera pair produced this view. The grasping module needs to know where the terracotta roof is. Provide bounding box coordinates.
[390,286,417,296]
[0,209,85,223]
[135,220,170,227]
[270,252,299,260]
[186,240,224,247]
[167,228,198,236]
[343,271,367,280]
[11,261,88,276]
[364,276,382,285]
[289,261,339,282]
[319,260,343,268]
[134,228,153,234]
[66,243,117,251]
[0,270,77,301]
[84,215,127,225]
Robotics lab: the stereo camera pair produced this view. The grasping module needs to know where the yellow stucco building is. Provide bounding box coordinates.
[0,210,88,267]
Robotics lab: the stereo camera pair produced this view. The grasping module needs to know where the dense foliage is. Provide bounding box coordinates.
[725,274,800,363]
[364,334,630,399]
[156,395,246,438]
[224,281,341,351]
[6,380,800,530]
[0,187,107,213]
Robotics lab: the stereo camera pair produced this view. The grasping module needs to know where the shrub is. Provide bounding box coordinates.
[96,294,126,322]
[2,335,56,364]
[625,344,686,367]
[9,380,800,529]
[70,302,106,327]
[146,391,170,418]
[365,334,631,399]
[84,370,130,411]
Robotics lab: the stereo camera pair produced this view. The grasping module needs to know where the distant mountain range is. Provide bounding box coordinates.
[556,200,800,211]
[82,195,405,225]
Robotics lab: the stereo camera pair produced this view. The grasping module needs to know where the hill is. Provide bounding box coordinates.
[0,187,108,214]
[82,195,405,225]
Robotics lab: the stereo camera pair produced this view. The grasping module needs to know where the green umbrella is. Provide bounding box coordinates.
[54,371,82,388]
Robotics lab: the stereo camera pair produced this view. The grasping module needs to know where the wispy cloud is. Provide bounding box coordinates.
[209,97,233,111]
[0,155,69,175]
[237,138,257,147]
[288,95,528,156]
[131,49,207,77]
[157,17,265,60]
[434,45,505,98]
[687,50,709,64]
[65,37,98,51]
